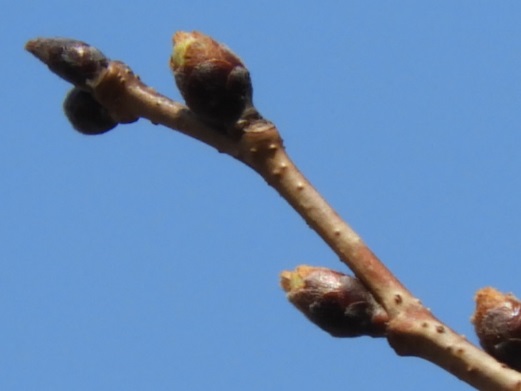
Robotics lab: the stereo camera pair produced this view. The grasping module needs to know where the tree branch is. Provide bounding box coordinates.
[26,35,521,390]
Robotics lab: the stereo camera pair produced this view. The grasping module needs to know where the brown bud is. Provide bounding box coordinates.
[25,38,108,88]
[63,87,117,135]
[170,31,254,132]
[280,266,388,338]
[472,287,521,370]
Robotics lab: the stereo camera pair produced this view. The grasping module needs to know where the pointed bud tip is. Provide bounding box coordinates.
[280,265,315,293]
[25,37,108,87]
[170,32,199,71]
[25,39,40,56]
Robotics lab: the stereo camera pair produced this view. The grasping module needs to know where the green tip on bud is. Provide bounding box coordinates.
[280,266,388,338]
[472,287,521,370]
[63,87,118,135]
[26,38,108,88]
[170,31,254,132]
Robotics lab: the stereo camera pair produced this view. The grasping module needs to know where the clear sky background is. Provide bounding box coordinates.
[3,1,521,390]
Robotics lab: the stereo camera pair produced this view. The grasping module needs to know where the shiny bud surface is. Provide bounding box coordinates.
[26,38,108,88]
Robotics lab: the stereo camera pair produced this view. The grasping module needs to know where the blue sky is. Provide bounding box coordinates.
[3,1,521,390]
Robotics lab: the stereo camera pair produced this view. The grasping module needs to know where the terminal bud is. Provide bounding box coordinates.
[26,38,108,88]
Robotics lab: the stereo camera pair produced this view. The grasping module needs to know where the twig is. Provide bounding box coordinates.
[26,35,521,391]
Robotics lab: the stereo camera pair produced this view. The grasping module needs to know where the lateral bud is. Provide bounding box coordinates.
[280,266,388,338]
[63,87,118,135]
[170,31,256,133]
[472,287,521,370]
[25,38,109,88]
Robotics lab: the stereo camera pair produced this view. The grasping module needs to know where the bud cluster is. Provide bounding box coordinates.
[26,38,120,136]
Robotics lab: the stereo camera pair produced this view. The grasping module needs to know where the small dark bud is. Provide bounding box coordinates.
[63,87,117,135]
[280,266,388,338]
[25,38,108,88]
[170,31,254,131]
[472,287,521,371]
